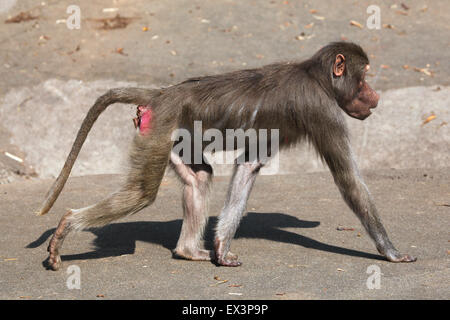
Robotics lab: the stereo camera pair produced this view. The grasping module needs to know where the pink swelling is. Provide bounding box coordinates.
[137,105,152,134]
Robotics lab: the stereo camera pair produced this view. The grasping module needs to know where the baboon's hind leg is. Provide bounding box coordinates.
[46,132,173,271]
[46,187,154,271]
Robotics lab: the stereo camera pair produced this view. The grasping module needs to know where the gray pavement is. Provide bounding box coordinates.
[0,0,449,182]
[0,0,449,92]
[0,168,449,299]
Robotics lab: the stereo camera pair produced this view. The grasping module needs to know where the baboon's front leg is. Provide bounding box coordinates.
[214,161,263,266]
[321,137,417,263]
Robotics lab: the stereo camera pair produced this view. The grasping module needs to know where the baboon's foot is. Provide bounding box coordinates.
[45,210,72,271]
[380,247,417,263]
[214,238,242,267]
[173,248,238,262]
[224,251,238,261]
[385,252,417,263]
[173,248,211,261]
[46,248,62,271]
[215,255,242,267]
[46,234,63,271]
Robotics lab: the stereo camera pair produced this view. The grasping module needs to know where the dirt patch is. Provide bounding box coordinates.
[4,11,38,23]
[86,14,139,30]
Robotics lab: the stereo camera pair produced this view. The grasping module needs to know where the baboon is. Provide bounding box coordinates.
[38,42,416,270]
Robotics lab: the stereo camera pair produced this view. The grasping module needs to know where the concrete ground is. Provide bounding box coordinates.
[0,0,449,181]
[0,168,449,299]
[0,0,449,300]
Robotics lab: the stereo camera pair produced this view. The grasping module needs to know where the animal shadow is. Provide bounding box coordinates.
[27,211,384,265]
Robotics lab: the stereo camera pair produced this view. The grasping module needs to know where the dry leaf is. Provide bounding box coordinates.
[88,14,137,30]
[350,20,363,29]
[413,67,433,77]
[210,279,229,286]
[295,32,305,40]
[434,202,449,207]
[382,24,395,29]
[5,12,38,23]
[116,48,127,56]
[212,276,229,286]
[295,33,314,41]
[422,115,436,125]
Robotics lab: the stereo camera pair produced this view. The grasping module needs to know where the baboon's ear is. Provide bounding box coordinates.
[333,54,346,77]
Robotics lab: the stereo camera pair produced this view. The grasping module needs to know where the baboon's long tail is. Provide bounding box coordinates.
[37,87,161,216]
